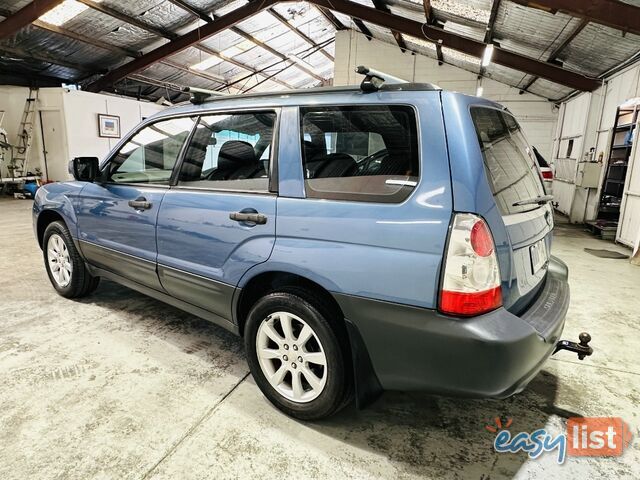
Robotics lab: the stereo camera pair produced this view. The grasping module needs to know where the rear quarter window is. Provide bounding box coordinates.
[300,105,419,203]
[470,107,545,215]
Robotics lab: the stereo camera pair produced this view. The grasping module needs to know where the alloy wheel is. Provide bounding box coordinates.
[47,233,72,288]
[256,311,328,403]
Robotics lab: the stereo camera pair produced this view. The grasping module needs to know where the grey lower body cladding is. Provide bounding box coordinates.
[334,256,569,398]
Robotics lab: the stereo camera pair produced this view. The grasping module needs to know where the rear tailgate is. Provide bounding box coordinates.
[469,107,552,312]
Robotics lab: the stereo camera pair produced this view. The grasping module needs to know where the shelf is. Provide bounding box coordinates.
[605,179,625,184]
[615,123,636,130]
[612,144,632,149]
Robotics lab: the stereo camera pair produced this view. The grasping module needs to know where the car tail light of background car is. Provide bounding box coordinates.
[439,213,502,316]
[541,168,553,180]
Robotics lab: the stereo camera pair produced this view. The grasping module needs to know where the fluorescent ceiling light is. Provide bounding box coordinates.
[38,0,90,26]
[481,44,494,67]
[190,56,223,71]
[476,86,484,97]
[287,54,322,76]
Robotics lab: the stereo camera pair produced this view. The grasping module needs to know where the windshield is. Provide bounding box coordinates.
[471,107,545,215]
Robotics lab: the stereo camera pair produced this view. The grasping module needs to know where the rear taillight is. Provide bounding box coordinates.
[541,170,553,180]
[439,213,502,317]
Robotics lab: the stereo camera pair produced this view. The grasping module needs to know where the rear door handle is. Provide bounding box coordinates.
[128,197,152,210]
[229,212,267,225]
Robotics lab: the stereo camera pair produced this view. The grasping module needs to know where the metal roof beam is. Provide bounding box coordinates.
[267,8,334,61]
[0,0,64,40]
[0,44,104,75]
[315,6,346,30]
[479,0,501,78]
[372,0,406,52]
[76,0,177,39]
[353,18,373,39]
[520,17,589,92]
[82,0,294,92]
[422,0,442,64]
[510,0,640,36]
[85,0,600,93]
[168,0,326,83]
[312,0,600,91]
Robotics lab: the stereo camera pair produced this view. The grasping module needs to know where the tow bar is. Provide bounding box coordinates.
[554,332,593,360]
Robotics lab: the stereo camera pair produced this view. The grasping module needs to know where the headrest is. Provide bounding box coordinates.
[218,140,256,166]
[304,140,325,161]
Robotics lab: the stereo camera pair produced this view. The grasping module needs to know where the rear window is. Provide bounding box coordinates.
[471,107,545,215]
[300,105,419,203]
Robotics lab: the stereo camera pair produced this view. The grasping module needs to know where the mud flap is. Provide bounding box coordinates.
[345,318,383,409]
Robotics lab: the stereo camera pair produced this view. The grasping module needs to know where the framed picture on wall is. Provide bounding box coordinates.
[97,114,121,138]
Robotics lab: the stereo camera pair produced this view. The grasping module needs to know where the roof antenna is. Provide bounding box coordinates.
[355,65,408,92]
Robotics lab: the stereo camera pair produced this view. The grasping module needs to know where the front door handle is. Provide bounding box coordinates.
[128,197,152,210]
[229,211,267,225]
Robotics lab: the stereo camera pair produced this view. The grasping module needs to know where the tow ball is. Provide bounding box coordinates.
[553,332,593,360]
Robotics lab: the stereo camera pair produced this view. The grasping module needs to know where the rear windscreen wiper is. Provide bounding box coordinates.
[512,195,554,207]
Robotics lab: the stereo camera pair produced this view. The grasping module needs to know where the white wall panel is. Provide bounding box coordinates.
[0,87,164,181]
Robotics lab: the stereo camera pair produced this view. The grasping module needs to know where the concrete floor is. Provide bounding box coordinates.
[0,198,638,479]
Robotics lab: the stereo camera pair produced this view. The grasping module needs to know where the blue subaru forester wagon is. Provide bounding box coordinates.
[33,73,577,420]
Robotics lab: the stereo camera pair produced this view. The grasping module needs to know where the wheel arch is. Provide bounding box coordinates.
[235,269,383,408]
[37,210,66,249]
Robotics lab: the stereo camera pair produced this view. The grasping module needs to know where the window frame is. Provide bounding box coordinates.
[98,108,280,195]
[98,113,200,188]
[468,104,546,215]
[297,103,422,204]
[171,108,281,196]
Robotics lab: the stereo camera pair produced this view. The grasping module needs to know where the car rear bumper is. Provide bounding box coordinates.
[335,256,569,398]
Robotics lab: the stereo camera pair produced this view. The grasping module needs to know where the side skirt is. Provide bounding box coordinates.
[87,264,240,336]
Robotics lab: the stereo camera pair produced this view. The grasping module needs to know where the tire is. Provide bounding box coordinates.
[245,291,352,420]
[43,220,100,298]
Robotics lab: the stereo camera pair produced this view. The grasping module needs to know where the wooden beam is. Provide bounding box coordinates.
[0,0,64,40]
[510,0,640,36]
[267,8,334,61]
[312,0,600,90]
[372,0,406,52]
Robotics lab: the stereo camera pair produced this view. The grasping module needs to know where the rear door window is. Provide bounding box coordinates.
[177,111,276,192]
[471,107,545,215]
[300,105,419,203]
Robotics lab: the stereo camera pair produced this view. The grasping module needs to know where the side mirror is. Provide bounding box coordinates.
[70,157,99,182]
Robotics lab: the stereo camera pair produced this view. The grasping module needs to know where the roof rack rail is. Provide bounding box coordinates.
[184,86,228,104]
[355,66,408,93]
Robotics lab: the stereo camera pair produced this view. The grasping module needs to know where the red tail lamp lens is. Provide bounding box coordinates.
[470,220,494,257]
[439,286,502,317]
[541,170,553,179]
